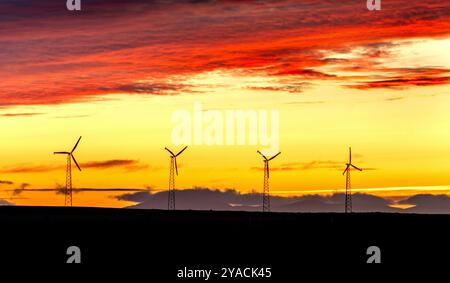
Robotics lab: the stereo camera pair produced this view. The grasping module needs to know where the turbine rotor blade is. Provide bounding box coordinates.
[71,154,81,171]
[257,150,267,160]
[268,152,281,161]
[54,152,70,154]
[349,147,352,163]
[165,147,175,156]
[71,136,82,153]
[343,165,350,175]
[175,146,188,157]
[351,164,362,171]
[267,162,270,178]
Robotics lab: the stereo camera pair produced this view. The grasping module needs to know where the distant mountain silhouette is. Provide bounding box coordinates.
[399,194,450,214]
[118,188,450,214]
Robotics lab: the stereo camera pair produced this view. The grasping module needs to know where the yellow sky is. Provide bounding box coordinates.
[0,38,449,207]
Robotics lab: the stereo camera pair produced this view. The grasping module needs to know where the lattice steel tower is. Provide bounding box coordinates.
[65,154,73,206]
[168,156,176,210]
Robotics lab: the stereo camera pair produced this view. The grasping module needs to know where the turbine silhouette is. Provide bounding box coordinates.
[257,150,281,212]
[342,147,362,213]
[54,136,82,207]
[165,146,187,210]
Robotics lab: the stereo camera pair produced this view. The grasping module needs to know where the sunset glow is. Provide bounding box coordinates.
[1,0,449,208]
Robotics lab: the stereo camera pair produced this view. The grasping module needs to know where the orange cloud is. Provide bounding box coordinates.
[252,161,376,172]
[252,161,342,172]
[82,160,139,169]
[0,160,149,173]
[0,165,60,174]
[0,113,43,117]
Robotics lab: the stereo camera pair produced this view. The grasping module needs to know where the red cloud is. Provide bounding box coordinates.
[347,76,450,90]
[345,68,450,89]
[0,0,449,106]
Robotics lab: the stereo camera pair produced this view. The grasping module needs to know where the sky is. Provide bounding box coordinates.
[0,0,449,209]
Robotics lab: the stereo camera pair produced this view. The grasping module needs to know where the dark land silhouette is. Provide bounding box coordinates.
[0,205,449,273]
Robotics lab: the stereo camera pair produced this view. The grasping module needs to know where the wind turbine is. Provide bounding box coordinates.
[54,136,82,207]
[342,147,362,213]
[165,146,188,210]
[257,150,281,212]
